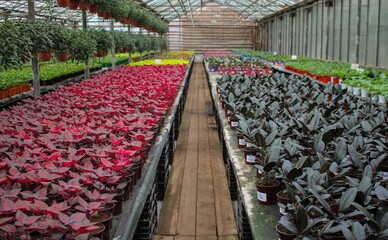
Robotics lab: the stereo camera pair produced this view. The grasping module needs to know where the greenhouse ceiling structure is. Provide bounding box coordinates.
[0,0,301,22]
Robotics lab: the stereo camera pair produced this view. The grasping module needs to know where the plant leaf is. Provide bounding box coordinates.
[339,187,357,212]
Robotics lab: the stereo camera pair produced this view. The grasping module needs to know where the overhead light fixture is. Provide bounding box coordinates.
[220,6,228,9]
[211,20,216,23]
[214,14,220,17]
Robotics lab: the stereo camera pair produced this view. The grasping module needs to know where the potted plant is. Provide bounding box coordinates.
[68,0,80,10]
[68,30,96,61]
[22,21,55,62]
[51,24,71,62]
[255,161,280,205]
[89,29,113,57]
[0,20,31,70]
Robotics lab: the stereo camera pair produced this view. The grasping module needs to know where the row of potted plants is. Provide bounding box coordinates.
[56,0,168,34]
[152,51,195,61]
[128,59,190,66]
[0,63,188,239]
[0,19,168,69]
[233,49,388,101]
[207,56,267,74]
[0,62,101,100]
[215,72,387,239]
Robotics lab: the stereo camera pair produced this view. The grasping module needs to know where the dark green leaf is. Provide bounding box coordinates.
[296,204,308,233]
[255,132,266,149]
[339,187,357,211]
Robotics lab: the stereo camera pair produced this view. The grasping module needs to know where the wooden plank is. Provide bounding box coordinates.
[175,236,195,240]
[196,67,217,236]
[218,235,239,240]
[205,75,238,236]
[156,68,195,235]
[176,63,200,236]
[195,236,218,240]
[154,236,175,240]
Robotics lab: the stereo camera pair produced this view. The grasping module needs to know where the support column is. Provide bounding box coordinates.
[82,10,90,79]
[28,0,40,97]
[128,25,132,64]
[111,19,116,69]
[355,0,361,63]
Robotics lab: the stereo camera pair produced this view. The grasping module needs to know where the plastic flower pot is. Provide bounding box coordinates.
[243,147,259,165]
[353,87,361,96]
[89,222,105,240]
[229,116,239,129]
[276,224,297,240]
[113,188,124,216]
[332,77,339,84]
[101,202,115,215]
[57,0,68,7]
[67,0,79,10]
[55,51,68,62]
[38,51,53,62]
[372,95,378,104]
[78,1,88,10]
[277,190,291,215]
[256,179,280,205]
[347,85,353,93]
[89,4,98,13]
[379,95,387,104]
[236,134,245,148]
[361,88,369,98]
[92,211,112,240]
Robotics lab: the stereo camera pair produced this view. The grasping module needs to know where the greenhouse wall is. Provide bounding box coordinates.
[167,3,256,51]
[257,0,388,68]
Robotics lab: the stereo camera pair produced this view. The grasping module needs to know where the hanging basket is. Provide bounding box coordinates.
[38,51,53,62]
[78,1,89,10]
[55,51,68,62]
[94,50,109,58]
[67,0,80,10]
[97,11,105,18]
[89,5,98,13]
[57,0,68,7]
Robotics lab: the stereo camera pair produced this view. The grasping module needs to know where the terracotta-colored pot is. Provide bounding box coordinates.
[256,180,280,205]
[89,4,98,13]
[57,0,68,7]
[67,0,79,10]
[55,51,68,62]
[94,50,108,57]
[97,10,105,18]
[38,51,52,62]
[78,1,88,10]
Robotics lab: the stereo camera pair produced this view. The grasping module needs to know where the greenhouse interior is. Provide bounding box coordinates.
[0,0,387,240]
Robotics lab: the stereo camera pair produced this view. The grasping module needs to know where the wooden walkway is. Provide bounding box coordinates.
[155,63,238,240]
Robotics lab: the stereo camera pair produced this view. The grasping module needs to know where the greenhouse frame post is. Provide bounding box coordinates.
[28,0,40,97]
[111,19,116,69]
[128,25,132,64]
[82,10,90,79]
[355,0,362,63]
